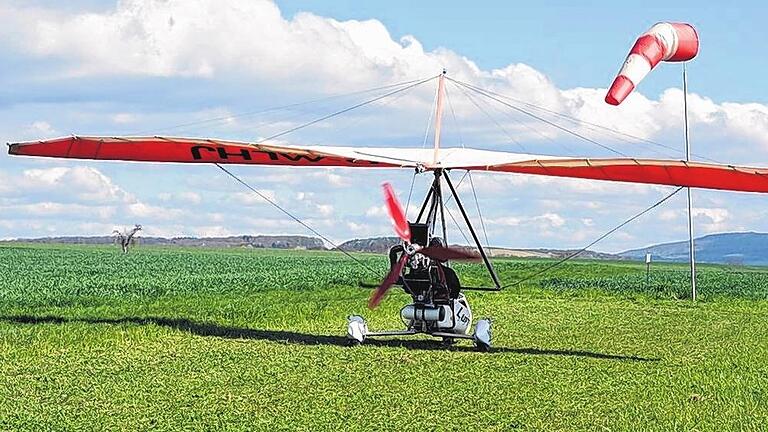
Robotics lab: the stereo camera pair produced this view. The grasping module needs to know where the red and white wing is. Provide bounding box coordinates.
[8,136,768,194]
[438,148,768,194]
[7,135,428,168]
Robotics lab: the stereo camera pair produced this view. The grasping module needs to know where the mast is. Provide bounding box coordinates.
[683,62,697,301]
[432,69,447,165]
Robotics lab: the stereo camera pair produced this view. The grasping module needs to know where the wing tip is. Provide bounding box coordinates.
[7,142,20,155]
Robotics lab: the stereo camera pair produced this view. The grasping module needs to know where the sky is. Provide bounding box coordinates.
[1,0,768,253]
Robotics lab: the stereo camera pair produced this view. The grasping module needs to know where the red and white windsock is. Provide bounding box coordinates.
[605,22,699,106]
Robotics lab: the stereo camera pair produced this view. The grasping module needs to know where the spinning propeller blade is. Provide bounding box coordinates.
[368,254,408,309]
[382,182,410,242]
[419,246,481,262]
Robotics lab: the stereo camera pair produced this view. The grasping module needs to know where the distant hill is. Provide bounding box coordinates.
[335,237,621,260]
[4,234,621,260]
[620,232,768,266]
[2,235,325,250]
[10,232,766,265]
[336,237,400,254]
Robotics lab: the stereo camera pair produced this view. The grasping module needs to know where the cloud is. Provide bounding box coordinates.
[488,212,565,229]
[2,1,768,252]
[5,0,768,156]
[111,113,138,124]
[158,191,202,205]
[10,166,133,204]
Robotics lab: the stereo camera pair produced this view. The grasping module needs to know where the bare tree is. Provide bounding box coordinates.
[113,224,142,254]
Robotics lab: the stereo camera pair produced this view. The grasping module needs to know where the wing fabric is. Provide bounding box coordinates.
[6,136,424,168]
[8,136,768,193]
[461,158,768,194]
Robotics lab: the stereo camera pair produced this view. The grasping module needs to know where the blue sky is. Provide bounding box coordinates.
[277,0,768,103]
[1,0,768,253]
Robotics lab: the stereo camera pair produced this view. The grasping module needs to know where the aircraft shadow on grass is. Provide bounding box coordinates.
[0,315,658,362]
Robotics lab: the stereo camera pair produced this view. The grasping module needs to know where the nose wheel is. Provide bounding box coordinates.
[346,315,368,345]
[473,318,492,352]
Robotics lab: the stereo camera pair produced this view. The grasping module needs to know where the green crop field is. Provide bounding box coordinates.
[1,243,767,431]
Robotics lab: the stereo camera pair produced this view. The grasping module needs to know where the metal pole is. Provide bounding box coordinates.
[437,175,448,246]
[432,70,447,165]
[444,172,502,289]
[415,181,435,223]
[646,256,651,288]
[683,62,697,301]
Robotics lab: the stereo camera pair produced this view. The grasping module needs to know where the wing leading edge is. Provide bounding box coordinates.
[6,136,424,168]
[8,135,768,193]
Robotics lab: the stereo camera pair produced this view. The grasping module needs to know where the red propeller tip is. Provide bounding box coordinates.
[382,182,410,242]
[368,254,408,309]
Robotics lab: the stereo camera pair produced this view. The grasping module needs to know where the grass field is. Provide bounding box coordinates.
[1,244,767,431]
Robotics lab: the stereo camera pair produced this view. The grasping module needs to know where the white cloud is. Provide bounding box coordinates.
[316,204,334,216]
[232,190,277,206]
[28,121,56,136]
[533,212,565,228]
[111,113,138,124]
[693,207,732,233]
[488,213,564,228]
[158,191,202,205]
[2,1,768,251]
[5,0,768,153]
[15,166,133,203]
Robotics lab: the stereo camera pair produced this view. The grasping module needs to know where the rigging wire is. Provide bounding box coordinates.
[128,77,429,136]
[215,163,379,276]
[443,83,464,149]
[466,171,491,248]
[450,78,629,157]
[443,203,474,247]
[294,75,426,148]
[444,85,492,249]
[455,80,582,156]
[443,170,469,207]
[254,75,438,145]
[451,81,535,155]
[481,87,697,159]
[502,186,684,289]
[451,77,721,163]
[179,79,424,138]
[421,78,440,149]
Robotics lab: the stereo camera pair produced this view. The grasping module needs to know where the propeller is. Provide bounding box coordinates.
[368,253,408,309]
[368,182,481,309]
[418,246,480,262]
[383,182,410,242]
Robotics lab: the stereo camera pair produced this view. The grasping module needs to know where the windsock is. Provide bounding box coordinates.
[605,22,699,106]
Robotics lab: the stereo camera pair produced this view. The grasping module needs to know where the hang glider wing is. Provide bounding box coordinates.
[438,151,768,194]
[8,136,768,193]
[6,136,426,168]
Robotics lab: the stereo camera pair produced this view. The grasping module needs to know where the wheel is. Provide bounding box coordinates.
[346,315,368,344]
[473,318,492,352]
[475,341,491,353]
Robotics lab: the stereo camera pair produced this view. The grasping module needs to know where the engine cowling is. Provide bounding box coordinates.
[400,294,473,335]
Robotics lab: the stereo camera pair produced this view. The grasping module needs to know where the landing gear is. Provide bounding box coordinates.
[473,318,492,352]
[346,314,493,351]
[346,315,367,345]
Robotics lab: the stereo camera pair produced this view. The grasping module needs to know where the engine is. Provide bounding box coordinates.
[400,293,473,335]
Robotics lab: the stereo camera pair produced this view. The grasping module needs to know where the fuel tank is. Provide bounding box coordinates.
[400,293,472,335]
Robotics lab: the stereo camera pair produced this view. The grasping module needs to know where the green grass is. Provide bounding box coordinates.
[1,244,767,431]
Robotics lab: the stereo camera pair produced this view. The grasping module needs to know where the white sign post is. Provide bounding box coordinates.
[645,253,652,288]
